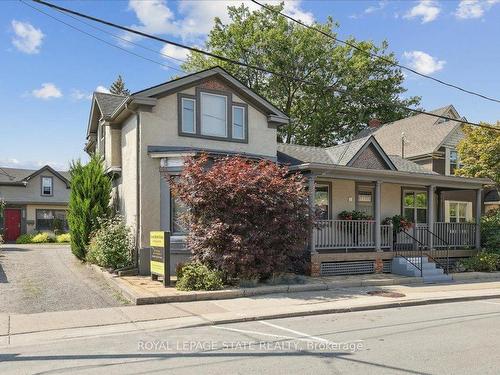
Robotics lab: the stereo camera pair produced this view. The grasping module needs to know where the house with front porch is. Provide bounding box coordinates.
[84,66,491,278]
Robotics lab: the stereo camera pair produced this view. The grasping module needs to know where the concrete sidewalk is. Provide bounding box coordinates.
[2,278,500,348]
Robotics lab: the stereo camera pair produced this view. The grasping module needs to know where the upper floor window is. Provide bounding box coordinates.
[181,97,195,134]
[178,90,248,143]
[98,124,105,156]
[201,92,227,137]
[41,177,53,196]
[449,150,462,175]
[232,105,246,140]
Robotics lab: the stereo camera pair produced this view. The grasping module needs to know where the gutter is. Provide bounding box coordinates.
[289,162,493,187]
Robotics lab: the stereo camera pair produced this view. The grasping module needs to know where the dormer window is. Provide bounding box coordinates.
[41,177,53,196]
[177,89,248,143]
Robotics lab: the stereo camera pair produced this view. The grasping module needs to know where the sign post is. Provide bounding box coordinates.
[150,231,171,287]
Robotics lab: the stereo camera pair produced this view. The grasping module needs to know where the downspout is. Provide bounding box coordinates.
[127,107,141,269]
[136,111,141,268]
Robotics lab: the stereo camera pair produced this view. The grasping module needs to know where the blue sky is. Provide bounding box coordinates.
[1,0,499,170]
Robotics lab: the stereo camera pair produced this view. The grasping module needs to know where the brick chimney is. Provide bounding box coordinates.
[368,119,382,128]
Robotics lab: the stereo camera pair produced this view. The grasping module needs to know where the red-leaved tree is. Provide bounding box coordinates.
[170,155,312,280]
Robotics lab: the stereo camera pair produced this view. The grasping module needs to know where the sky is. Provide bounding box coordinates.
[1,0,499,171]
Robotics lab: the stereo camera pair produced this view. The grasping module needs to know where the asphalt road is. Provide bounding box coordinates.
[0,244,127,313]
[1,298,500,374]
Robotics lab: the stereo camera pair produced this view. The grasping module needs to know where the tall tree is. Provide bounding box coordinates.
[455,123,500,187]
[68,155,112,260]
[109,75,130,96]
[182,4,420,146]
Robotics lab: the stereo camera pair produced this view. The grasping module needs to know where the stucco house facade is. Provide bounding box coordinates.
[0,165,70,241]
[85,67,491,278]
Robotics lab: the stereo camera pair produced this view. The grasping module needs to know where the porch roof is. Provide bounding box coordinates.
[290,162,491,189]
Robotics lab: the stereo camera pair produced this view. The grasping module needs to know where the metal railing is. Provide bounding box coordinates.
[418,226,451,274]
[393,229,425,277]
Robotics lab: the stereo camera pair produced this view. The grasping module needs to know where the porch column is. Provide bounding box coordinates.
[308,174,317,254]
[475,188,483,249]
[427,185,435,250]
[375,181,382,252]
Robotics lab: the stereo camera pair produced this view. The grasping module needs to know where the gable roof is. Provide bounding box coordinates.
[0,165,70,187]
[133,66,289,122]
[94,92,127,117]
[354,105,464,158]
[277,136,436,174]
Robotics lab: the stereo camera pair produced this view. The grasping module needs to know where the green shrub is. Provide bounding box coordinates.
[16,233,34,244]
[56,233,71,243]
[68,155,112,260]
[481,208,500,251]
[459,252,500,272]
[338,210,372,220]
[176,262,224,291]
[31,233,55,243]
[86,216,133,269]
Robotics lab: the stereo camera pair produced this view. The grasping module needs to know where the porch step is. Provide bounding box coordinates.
[391,256,452,283]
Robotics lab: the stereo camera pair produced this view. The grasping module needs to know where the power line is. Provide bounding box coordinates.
[251,0,500,105]
[20,0,183,73]
[28,0,499,131]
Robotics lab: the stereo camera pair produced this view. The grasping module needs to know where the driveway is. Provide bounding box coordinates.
[0,244,127,314]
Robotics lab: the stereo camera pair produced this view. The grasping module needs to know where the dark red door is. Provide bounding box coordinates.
[4,209,21,242]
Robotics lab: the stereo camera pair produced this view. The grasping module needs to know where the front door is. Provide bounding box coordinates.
[4,209,21,242]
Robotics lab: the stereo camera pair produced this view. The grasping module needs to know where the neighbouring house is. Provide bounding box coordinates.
[0,165,70,242]
[355,105,497,220]
[484,189,500,213]
[85,67,491,278]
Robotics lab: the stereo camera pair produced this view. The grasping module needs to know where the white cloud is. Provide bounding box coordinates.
[95,85,111,94]
[455,0,499,19]
[126,0,313,42]
[11,20,44,54]
[32,83,62,100]
[160,44,189,61]
[350,1,388,18]
[403,51,446,74]
[71,89,92,100]
[404,0,440,23]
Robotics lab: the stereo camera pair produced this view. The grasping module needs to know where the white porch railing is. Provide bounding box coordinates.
[316,220,477,250]
[315,220,392,250]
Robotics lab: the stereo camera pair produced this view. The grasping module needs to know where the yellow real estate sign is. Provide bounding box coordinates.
[150,231,169,284]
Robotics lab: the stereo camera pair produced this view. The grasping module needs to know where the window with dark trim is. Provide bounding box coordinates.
[36,209,67,231]
[232,105,246,140]
[315,183,330,220]
[177,89,248,143]
[41,176,53,196]
[403,190,427,223]
[356,184,374,218]
[181,97,196,134]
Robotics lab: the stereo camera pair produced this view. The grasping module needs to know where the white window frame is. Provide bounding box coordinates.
[444,200,472,223]
[200,92,227,137]
[232,105,246,140]
[181,97,196,134]
[41,176,53,196]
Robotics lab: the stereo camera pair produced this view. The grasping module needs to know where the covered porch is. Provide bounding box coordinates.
[297,164,489,276]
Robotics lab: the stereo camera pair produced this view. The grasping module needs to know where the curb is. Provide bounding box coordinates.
[3,292,500,346]
[97,268,425,305]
